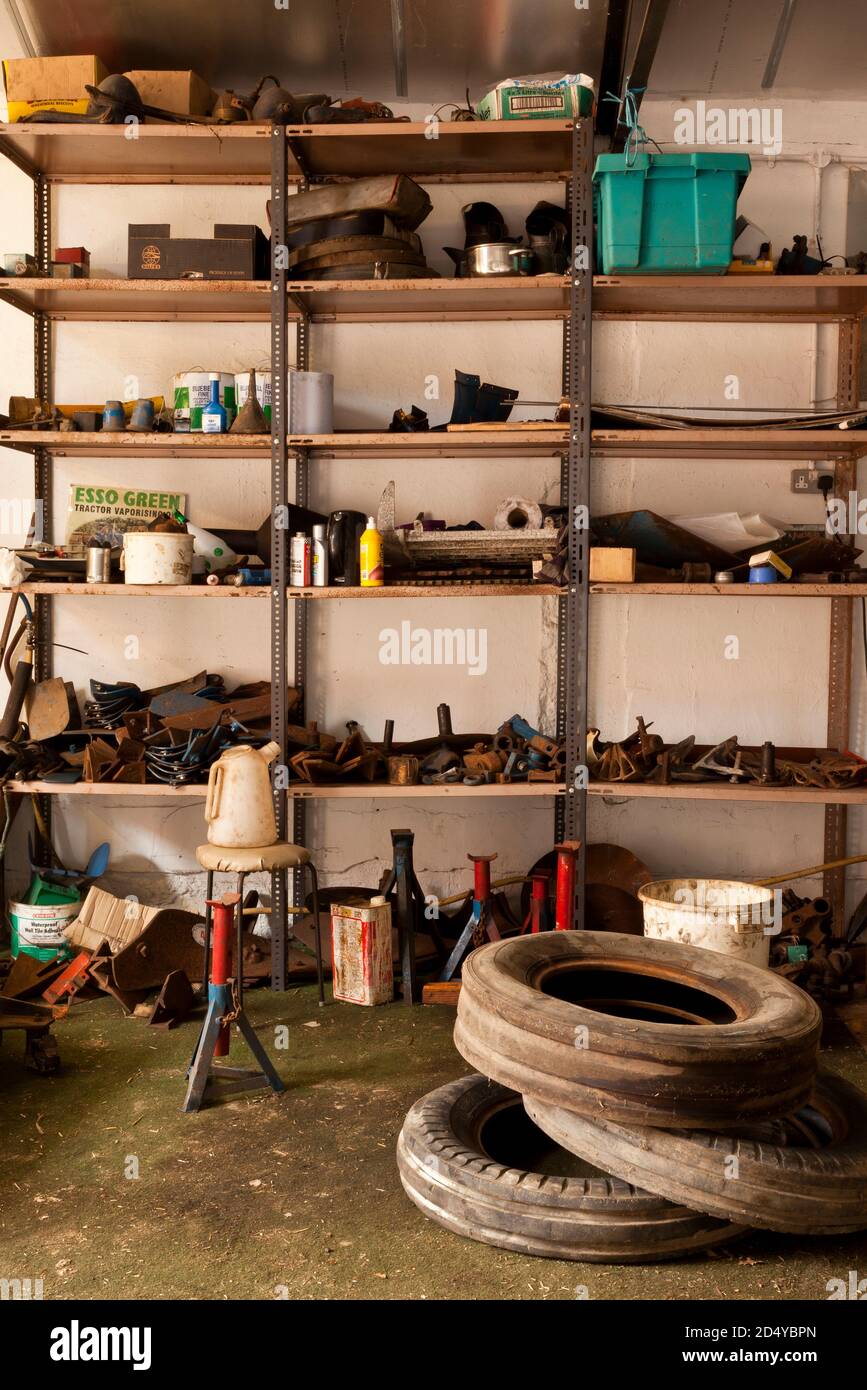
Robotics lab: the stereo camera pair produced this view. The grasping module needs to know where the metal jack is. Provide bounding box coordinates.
[554,841,582,930]
[521,872,551,934]
[182,893,285,1112]
[440,853,500,981]
[380,828,447,1003]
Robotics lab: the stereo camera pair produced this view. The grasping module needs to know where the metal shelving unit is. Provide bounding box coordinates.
[4,113,866,954]
[0,116,593,982]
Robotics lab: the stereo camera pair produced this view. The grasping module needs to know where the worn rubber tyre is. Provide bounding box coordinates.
[397,1074,745,1261]
[525,1072,867,1235]
[454,932,820,1128]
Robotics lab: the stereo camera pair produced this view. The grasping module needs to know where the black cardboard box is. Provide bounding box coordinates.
[128,223,270,280]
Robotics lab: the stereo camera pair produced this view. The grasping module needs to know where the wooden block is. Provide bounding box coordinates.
[422,982,461,1006]
[590,547,636,582]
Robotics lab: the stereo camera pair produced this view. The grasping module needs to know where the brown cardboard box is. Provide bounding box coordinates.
[128,223,270,281]
[2,54,107,121]
[124,69,212,116]
[64,886,160,955]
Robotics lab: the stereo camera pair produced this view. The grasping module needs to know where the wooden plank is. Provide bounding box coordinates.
[12,582,560,600]
[8,780,566,800]
[591,583,867,597]
[589,548,636,582]
[422,982,461,1006]
[6,427,866,462]
[0,120,576,184]
[15,583,269,598]
[9,778,867,805]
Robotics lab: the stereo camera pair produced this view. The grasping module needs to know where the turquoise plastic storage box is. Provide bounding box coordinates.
[593,152,751,275]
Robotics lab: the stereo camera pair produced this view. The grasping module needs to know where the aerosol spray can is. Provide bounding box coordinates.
[312,523,328,587]
[289,532,311,586]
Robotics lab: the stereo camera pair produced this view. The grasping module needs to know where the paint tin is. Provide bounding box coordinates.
[331,896,393,1005]
[234,369,272,424]
[173,371,236,432]
[289,532,311,586]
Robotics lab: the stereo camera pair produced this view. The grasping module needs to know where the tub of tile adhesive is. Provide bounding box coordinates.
[640,878,772,967]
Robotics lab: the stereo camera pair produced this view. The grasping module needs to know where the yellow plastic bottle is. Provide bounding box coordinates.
[360,516,384,587]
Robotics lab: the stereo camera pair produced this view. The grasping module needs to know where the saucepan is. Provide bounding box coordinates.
[444,242,536,277]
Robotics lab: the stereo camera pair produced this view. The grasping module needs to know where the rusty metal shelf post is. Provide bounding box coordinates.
[270,124,290,990]
[558,118,593,924]
[824,316,863,923]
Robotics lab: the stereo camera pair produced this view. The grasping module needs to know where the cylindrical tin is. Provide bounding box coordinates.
[289,532,311,586]
[289,370,334,434]
[86,542,111,584]
[388,755,420,786]
[312,522,328,586]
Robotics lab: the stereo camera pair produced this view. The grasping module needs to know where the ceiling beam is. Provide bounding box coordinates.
[596,0,631,141]
[613,0,672,151]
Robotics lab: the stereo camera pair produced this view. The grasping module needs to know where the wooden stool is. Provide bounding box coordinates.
[195,842,325,1005]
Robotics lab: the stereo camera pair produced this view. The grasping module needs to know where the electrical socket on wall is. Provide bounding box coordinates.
[791,468,835,494]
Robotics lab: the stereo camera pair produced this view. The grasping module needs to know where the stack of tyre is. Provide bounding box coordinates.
[398,932,867,1261]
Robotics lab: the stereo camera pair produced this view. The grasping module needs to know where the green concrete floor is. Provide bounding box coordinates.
[1,985,865,1301]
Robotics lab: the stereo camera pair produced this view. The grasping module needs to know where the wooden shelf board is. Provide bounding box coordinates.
[0,119,576,184]
[290,275,569,322]
[5,274,866,325]
[0,277,273,322]
[7,780,565,800]
[8,779,866,805]
[12,582,559,599]
[0,122,281,184]
[16,582,267,598]
[0,429,570,458]
[587,782,867,805]
[4,426,865,462]
[591,428,867,461]
[593,274,867,322]
[591,583,867,597]
[284,120,575,180]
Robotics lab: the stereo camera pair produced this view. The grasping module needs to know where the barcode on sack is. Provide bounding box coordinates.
[510,94,565,112]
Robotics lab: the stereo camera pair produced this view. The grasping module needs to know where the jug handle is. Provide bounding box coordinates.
[205,762,223,823]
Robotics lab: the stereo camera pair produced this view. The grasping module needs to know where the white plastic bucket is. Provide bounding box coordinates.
[122,531,194,585]
[639,878,773,967]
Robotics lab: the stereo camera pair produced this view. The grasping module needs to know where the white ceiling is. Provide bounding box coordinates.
[647,0,867,99]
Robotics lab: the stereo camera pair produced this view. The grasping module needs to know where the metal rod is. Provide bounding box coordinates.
[389,0,409,98]
[762,0,799,90]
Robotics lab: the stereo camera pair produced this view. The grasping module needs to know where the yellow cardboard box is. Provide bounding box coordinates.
[2,53,107,122]
[124,69,212,116]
